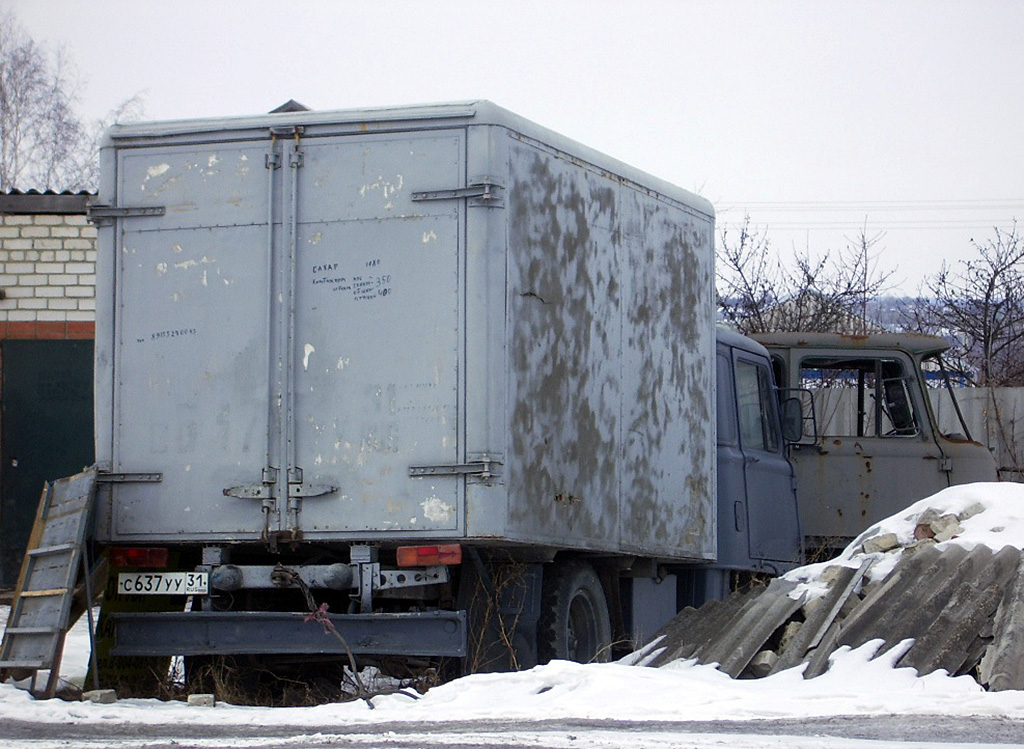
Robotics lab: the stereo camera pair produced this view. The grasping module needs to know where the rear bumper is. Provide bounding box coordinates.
[110,610,466,658]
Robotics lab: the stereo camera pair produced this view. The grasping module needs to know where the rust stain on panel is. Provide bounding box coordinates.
[506,143,714,558]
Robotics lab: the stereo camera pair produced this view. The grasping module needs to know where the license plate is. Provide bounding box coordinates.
[117,571,209,596]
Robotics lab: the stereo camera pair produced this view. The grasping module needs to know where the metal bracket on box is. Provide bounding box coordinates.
[87,205,166,226]
[412,181,504,207]
[409,457,501,480]
[96,472,163,484]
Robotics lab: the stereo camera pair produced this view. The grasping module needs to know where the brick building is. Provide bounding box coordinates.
[0,191,96,587]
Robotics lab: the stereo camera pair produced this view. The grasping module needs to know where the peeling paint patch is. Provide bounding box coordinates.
[422,230,438,243]
[141,163,172,192]
[421,496,455,524]
[358,174,404,200]
[156,262,168,275]
[303,343,315,370]
[310,231,323,245]
[173,256,216,271]
[336,357,350,370]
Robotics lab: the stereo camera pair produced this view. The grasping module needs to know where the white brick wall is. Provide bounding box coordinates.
[0,214,97,322]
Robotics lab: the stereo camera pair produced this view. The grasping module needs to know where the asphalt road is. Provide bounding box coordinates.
[6,714,1024,748]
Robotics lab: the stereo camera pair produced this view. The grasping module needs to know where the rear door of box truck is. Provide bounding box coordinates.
[102,123,466,542]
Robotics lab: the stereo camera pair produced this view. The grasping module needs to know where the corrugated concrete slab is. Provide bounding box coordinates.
[980,549,1024,690]
[899,545,1019,676]
[770,560,868,676]
[699,578,804,678]
[648,590,757,668]
[646,544,1024,689]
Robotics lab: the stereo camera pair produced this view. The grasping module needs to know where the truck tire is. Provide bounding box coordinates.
[537,560,612,664]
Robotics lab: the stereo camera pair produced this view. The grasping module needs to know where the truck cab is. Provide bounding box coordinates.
[751,332,998,554]
[674,328,803,609]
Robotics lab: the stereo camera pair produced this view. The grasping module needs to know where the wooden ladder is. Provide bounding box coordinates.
[0,468,98,698]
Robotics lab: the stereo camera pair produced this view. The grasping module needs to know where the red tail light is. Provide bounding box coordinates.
[109,547,169,568]
[396,544,462,567]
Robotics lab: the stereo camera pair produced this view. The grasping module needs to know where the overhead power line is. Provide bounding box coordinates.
[716,199,1020,232]
[718,219,1020,231]
[718,199,1024,212]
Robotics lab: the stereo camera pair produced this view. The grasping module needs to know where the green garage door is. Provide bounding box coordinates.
[1,339,94,587]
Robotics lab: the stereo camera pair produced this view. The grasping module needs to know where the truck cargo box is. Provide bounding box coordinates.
[93,101,716,562]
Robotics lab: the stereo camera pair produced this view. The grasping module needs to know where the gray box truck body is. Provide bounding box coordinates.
[94,101,716,556]
[92,102,759,666]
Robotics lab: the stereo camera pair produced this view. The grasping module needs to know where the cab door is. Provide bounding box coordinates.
[733,352,800,563]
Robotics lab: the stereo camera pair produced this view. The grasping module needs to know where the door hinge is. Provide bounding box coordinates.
[223,482,337,499]
[287,482,335,498]
[96,472,163,483]
[224,484,272,500]
[412,181,504,207]
[409,457,501,480]
[87,204,166,226]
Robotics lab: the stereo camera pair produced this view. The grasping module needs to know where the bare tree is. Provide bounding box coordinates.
[717,215,892,334]
[906,222,1024,385]
[0,11,143,192]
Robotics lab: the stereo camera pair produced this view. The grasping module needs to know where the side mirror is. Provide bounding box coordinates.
[781,397,803,443]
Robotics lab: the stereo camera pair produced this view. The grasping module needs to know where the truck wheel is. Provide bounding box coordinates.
[538,560,612,664]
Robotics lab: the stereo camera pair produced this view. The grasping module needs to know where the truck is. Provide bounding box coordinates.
[87,102,995,681]
[752,331,998,556]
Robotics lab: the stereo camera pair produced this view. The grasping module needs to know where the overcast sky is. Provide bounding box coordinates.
[8,0,1023,293]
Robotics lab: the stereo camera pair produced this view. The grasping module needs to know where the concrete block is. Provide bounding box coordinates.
[82,689,118,704]
[931,514,962,543]
[187,693,216,707]
[747,650,778,678]
[863,533,901,554]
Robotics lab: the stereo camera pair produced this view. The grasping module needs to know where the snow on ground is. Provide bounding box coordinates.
[3,483,1024,733]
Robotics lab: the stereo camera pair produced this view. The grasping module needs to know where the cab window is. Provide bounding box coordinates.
[799,356,919,437]
[735,358,781,453]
